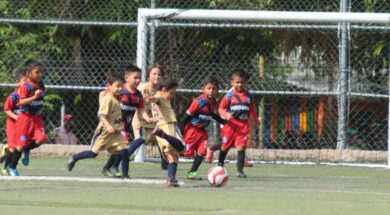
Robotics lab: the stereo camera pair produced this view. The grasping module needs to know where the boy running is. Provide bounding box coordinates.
[1,69,27,175]
[218,69,259,178]
[179,76,226,180]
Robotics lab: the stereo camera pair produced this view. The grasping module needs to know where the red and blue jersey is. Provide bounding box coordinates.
[106,84,144,127]
[186,94,217,129]
[219,88,258,124]
[19,80,45,115]
[4,90,21,125]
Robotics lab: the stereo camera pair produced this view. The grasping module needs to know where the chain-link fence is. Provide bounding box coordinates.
[0,0,389,164]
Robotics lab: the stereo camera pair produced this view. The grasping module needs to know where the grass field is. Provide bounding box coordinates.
[1,157,390,215]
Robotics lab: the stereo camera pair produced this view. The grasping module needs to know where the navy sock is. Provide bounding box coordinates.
[103,154,116,170]
[9,150,22,169]
[4,148,12,169]
[189,155,203,172]
[218,150,228,166]
[25,141,39,152]
[167,162,178,180]
[72,150,97,161]
[113,154,121,168]
[210,142,221,151]
[128,138,145,156]
[237,150,245,172]
[119,149,129,177]
[163,135,184,152]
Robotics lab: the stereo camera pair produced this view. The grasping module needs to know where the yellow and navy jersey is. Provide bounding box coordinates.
[19,79,45,115]
[134,82,157,128]
[97,93,124,132]
[151,92,177,126]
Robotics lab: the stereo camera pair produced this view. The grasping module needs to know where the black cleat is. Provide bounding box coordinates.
[237,171,247,178]
[67,159,76,171]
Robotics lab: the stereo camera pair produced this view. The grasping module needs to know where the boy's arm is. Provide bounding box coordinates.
[218,96,234,121]
[212,113,227,125]
[249,96,259,125]
[19,87,42,105]
[98,90,106,106]
[179,113,192,133]
[99,116,115,133]
[4,95,18,120]
[132,109,140,130]
[138,108,154,123]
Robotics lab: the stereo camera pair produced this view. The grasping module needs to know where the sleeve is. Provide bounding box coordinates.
[249,95,259,123]
[179,113,192,133]
[98,96,111,117]
[4,94,14,111]
[186,99,200,116]
[218,96,229,119]
[137,94,145,109]
[19,84,29,99]
[212,113,228,125]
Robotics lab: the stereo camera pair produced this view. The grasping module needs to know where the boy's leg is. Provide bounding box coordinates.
[166,153,179,187]
[128,138,145,156]
[206,142,221,163]
[119,149,129,179]
[110,154,122,177]
[67,150,98,171]
[101,154,116,176]
[0,144,8,163]
[218,148,228,167]
[236,148,246,178]
[8,147,24,176]
[2,147,13,175]
[22,140,40,166]
[153,127,184,152]
[187,154,203,180]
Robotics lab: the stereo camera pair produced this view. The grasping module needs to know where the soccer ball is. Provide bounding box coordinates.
[207,166,229,187]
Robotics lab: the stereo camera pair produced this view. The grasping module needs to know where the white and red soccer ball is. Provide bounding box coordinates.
[207,166,229,187]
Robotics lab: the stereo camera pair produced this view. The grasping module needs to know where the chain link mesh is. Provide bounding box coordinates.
[0,0,389,164]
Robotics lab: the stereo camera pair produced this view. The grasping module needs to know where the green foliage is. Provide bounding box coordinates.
[44,93,62,111]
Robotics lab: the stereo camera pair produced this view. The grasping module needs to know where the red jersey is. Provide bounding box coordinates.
[19,79,45,115]
[218,88,259,125]
[4,90,21,125]
[185,94,217,129]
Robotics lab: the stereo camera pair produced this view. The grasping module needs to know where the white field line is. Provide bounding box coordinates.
[0,175,185,185]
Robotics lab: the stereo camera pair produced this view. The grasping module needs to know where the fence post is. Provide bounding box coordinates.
[149,0,156,64]
[336,0,350,149]
[134,9,149,162]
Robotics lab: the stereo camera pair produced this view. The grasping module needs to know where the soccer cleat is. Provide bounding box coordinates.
[110,167,122,178]
[8,168,19,176]
[166,178,180,187]
[187,171,202,180]
[1,168,9,176]
[244,161,253,167]
[101,168,113,177]
[21,151,29,166]
[237,171,247,178]
[67,158,76,171]
[152,127,165,137]
[205,149,214,163]
[0,144,8,163]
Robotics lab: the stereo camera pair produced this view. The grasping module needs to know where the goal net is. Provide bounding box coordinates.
[136,9,390,167]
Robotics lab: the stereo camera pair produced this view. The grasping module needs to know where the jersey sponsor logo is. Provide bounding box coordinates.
[122,104,137,111]
[30,100,44,106]
[230,105,250,111]
[198,114,212,120]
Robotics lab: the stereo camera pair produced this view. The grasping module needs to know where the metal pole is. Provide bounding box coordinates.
[387,31,390,168]
[134,10,149,162]
[336,0,350,149]
[149,0,156,64]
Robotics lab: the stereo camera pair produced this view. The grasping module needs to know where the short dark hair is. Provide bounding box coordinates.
[157,77,178,91]
[125,64,141,75]
[232,69,250,80]
[24,59,43,72]
[147,64,164,79]
[203,75,219,88]
[106,72,124,84]
[15,69,27,81]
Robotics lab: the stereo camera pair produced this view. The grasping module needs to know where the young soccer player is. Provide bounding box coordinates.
[67,72,133,179]
[98,65,154,177]
[1,69,27,175]
[7,60,46,176]
[179,75,227,180]
[132,64,168,169]
[218,69,259,178]
[150,77,185,187]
